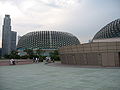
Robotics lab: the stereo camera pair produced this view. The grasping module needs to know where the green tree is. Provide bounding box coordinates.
[50,50,60,61]
[23,49,34,59]
[9,51,20,59]
[24,49,33,56]
[36,49,42,56]
[20,55,28,59]
[4,54,10,59]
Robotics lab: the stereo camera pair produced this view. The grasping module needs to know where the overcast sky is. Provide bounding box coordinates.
[0,0,120,48]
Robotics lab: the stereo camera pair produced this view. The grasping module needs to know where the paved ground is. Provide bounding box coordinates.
[0,62,120,90]
[0,59,33,66]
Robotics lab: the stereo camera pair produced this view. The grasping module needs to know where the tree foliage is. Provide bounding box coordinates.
[24,49,33,56]
[36,49,44,56]
[50,50,60,61]
[9,51,20,59]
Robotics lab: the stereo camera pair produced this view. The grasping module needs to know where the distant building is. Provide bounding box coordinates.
[11,31,17,51]
[0,48,2,56]
[17,31,80,56]
[18,35,22,41]
[2,15,17,56]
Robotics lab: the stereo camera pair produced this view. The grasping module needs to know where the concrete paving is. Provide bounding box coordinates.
[0,63,120,90]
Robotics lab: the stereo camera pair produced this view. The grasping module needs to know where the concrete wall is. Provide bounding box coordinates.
[59,42,120,67]
[93,38,120,42]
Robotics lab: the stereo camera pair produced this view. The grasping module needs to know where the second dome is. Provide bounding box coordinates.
[17,31,80,50]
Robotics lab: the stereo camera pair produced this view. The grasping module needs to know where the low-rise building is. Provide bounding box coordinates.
[59,42,120,67]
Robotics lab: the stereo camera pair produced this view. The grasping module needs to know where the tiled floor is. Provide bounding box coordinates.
[0,63,120,90]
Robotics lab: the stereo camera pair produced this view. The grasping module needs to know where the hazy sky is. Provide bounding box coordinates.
[0,0,120,48]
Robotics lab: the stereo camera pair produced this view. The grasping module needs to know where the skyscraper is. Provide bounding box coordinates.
[2,15,17,56]
[11,31,17,51]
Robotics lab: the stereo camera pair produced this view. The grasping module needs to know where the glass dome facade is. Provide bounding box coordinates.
[17,31,80,50]
[93,19,120,40]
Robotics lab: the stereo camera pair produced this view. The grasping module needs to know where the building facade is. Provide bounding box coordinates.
[0,48,2,57]
[17,31,80,56]
[2,15,17,56]
[11,31,17,51]
[59,42,120,67]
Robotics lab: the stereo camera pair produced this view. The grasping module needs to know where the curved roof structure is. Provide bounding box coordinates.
[17,31,80,50]
[93,19,120,40]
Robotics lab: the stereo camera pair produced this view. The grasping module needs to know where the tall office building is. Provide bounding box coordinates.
[11,31,17,51]
[2,15,17,56]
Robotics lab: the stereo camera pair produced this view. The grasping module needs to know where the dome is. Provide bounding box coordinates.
[17,31,80,50]
[93,19,120,41]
